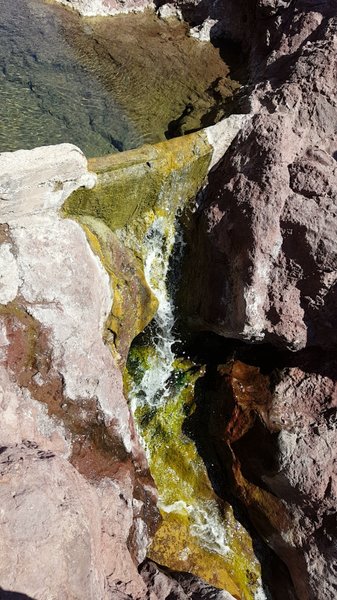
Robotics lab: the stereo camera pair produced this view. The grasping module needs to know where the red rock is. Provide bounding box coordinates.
[0,145,159,598]
[0,443,152,599]
[179,2,337,597]
[183,1,337,351]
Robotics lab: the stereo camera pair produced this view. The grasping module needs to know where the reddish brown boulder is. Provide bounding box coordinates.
[205,356,337,600]
[183,0,337,351]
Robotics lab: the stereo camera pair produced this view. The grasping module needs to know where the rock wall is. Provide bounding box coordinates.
[184,0,337,350]
[0,144,159,599]
[180,1,337,599]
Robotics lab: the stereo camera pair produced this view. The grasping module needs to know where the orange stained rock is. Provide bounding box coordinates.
[218,360,272,443]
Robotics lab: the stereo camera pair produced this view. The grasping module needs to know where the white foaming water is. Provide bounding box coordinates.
[129,215,233,558]
[160,498,231,557]
[190,500,231,557]
[133,215,176,407]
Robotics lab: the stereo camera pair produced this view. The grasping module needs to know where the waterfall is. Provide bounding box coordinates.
[125,210,268,599]
[132,215,176,408]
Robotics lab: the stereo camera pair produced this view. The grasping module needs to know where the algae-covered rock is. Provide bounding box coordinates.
[63,131,211,235]
[78,215,158,363]
[63,132,212,354]
[125,350,266,600]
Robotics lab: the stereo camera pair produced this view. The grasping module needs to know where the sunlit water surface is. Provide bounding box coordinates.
[0,0,238,156]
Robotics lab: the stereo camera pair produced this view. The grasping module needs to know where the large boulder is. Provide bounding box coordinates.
[0,144,158,598]
[183,0,337,351]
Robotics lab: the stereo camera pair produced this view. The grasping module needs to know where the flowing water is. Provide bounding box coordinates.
[0,0,240,157]
[125,204,268,598]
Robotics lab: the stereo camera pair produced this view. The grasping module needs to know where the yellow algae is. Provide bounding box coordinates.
[75,216,158,364]
[63,131,211,240]
[125,350,265,599]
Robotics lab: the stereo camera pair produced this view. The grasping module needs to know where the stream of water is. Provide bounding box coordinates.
[125,208,268,599]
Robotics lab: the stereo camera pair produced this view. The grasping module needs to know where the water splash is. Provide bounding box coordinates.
[137,216,176,407]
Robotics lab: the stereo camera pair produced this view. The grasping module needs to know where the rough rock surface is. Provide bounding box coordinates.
[178,1,337,599]
[54,0,253,44]
[184,0,337,351]
[0,144,158,599]
[56,0,154,16]
[206,355,337,600]
[0,443,150,600]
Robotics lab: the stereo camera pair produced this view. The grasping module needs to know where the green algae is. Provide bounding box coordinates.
[63,132,264,598]
[125,346,265,599]
[63,131,211,238]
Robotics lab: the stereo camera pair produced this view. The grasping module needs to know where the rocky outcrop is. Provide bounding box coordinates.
[180,2,337,598]
[183,0,337,351]
[53,0,253,44]
[0,144,158,598]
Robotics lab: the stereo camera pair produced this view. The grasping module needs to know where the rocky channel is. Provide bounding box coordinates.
[0,1,337,600]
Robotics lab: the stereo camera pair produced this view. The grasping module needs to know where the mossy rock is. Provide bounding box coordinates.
[62,131,211,242]
[125,350,265,599]
[62,131,212,354]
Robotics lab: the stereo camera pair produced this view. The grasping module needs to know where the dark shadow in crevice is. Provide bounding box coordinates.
[0,590,36,600]
[180,359,298,600]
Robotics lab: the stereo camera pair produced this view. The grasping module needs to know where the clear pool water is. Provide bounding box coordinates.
[0,0,239,157]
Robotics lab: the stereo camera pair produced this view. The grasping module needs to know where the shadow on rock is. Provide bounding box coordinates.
[0,590,36,600]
